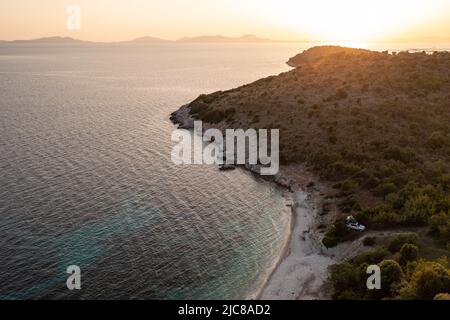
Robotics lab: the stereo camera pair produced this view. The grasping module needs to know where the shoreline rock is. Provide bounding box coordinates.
[170,104,295,189]
[170,104,195,129]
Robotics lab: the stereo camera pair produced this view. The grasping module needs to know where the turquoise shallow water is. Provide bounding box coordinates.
[0,43,307,299]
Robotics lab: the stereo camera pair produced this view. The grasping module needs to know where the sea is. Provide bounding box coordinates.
[0,43,305,300]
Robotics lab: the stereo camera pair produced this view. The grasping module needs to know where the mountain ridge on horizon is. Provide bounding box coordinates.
[0,34,290,44]
[2,35,450,46]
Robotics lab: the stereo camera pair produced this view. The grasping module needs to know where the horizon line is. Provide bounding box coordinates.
[2,34,450,45]
[0,34,303,44]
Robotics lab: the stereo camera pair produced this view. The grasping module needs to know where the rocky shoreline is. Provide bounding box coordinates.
[170,105,296,190]
[170,104,195,129]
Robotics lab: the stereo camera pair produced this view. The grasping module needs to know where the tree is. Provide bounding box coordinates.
[404,194,436,225]
[399,244,419,265]
[430,211,450,246]
[434,293,450,300]
[379,260,403,296]
[400,262,450,300]
[388,233,419,253]
[330,263,361,299]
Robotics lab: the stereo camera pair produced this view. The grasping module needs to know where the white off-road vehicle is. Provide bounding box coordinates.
[346,216,366,232]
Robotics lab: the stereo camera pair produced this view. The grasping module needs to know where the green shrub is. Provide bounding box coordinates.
[399,244,419,265]
[385,192,403,209]
[310,151,341,171]
[374,182,398,197]
[225,108,236,120]
[328,161,362,180]
[358,203,409,228]
[335,290,361,300]
[341,180,359,192]
[363,236,377,247]
[363,175,380,189]
[438,174,450,190]
[429,210,450,245]
[330,263,359,298]
[323,236,339,248]
[189,99,210,115]
[338,197,360,213]
[399,261,450,300]
[388,233,419,253]
[427,131,448,149]
[202,108,226,123]
[404,194,436,225]
[201,91,222,104]
[371,210,403,226]
[383,145,414,163]
[351,248,390,266]
[379,259,404,296]
[434,293,450,300]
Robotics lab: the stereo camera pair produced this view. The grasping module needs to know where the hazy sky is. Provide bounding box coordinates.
[1,0,450,42]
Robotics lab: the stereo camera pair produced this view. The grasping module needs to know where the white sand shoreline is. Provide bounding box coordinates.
[257,187,336,300]
[256,166,378,300]
[246,190,296,300]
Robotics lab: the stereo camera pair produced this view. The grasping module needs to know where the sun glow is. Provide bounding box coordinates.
[1,0,449,42]
[248,0,449,42]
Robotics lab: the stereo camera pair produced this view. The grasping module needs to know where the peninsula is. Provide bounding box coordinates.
[172,46,450,300]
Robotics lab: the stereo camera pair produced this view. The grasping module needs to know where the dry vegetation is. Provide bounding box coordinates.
[186,46,450,299]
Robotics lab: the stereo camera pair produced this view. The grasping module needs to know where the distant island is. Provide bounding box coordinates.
[0,34,285,45]
[177,34,277,43]
[119,36,172,44]
[2,36,90,44]
[171,46,450,300]
[3,35,450,46]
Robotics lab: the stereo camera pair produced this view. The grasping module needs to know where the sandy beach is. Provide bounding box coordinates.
[258,187,336,300]
[257,167,384,300]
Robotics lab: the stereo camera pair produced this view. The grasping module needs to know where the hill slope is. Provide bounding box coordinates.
[178,46,450,300]
[184,46,450,247]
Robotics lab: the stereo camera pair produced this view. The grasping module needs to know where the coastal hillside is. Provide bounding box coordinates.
[182,46,450,299]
